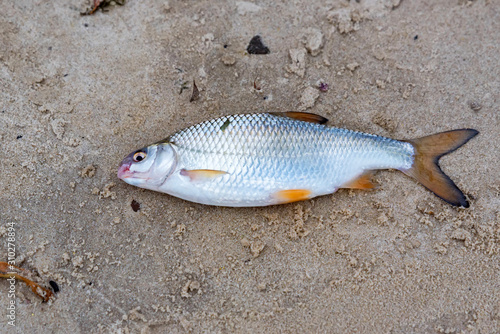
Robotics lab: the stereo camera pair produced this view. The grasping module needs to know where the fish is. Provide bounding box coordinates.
[117,112,478,207]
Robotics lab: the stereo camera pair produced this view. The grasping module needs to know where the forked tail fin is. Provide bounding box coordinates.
[402,129,479,207]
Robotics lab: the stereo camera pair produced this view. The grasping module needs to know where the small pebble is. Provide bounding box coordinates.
[468,100,481,112]
[286,48,307,77]
[221,54,236,66]
[246,35,270,54]
[49,280,60,293]
[298,86,320,111]
[131,200,141,212]
[316,80,329,92]
[346,62,360,72]
[303,28,324,56]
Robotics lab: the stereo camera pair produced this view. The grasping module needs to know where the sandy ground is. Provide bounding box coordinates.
[1,0,499,333]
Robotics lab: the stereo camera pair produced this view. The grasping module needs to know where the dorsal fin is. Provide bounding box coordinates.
[269,112,328,124]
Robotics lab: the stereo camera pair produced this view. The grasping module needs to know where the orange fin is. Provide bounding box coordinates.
[402,129,479,207]
[342,172,376,189]
[273,189,312,204]
[180,169,228,181]
[269,112,328,124]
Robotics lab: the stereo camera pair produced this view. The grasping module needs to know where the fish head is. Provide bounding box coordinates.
[117,143,176,189]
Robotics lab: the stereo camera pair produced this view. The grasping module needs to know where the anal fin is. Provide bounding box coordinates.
[341,172,376,190]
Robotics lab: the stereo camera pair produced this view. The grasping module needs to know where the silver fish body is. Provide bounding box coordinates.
[118,113,417,207]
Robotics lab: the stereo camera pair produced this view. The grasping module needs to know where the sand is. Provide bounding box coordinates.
[1,0,499,332]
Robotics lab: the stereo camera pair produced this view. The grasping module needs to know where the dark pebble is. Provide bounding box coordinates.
[246,35,270,55]
[131,199,141,212]
[49,280,60,293]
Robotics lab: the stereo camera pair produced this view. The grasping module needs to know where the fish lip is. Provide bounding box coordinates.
[117,162,132,179]
[118,151,136,179]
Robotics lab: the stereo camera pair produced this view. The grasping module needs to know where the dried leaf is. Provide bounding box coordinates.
[179,81,189,95]
[253,79,261,91]
[0,262,54,302]
[190,80,200,102]
[81,0,125,16]
[81,0,103,15]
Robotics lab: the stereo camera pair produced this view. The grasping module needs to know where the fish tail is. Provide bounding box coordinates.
[401,129,479,207]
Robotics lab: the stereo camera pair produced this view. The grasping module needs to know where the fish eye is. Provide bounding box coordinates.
[133,151,147,162]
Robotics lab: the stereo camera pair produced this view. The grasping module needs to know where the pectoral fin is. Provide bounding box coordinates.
[180,169,228,181]
[341,172,376,190]
[273,189,312,203]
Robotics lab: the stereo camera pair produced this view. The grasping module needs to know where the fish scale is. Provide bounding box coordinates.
[160,113,414,206]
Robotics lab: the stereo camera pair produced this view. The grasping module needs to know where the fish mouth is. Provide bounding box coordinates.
[117,162,132,179]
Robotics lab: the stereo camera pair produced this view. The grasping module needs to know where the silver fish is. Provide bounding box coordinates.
[118,112,478,207]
